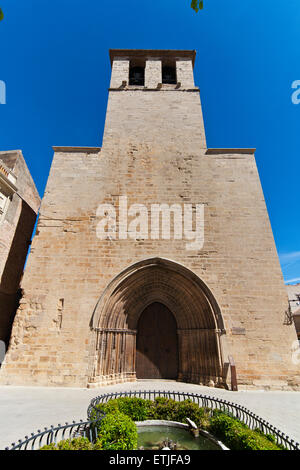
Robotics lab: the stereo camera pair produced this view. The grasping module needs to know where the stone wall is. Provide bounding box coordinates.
[0,151,40,348]
[286,283,300,339]
[286,283,300,314]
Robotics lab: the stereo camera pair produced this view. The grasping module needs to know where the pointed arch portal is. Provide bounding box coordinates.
[89,258,226,387]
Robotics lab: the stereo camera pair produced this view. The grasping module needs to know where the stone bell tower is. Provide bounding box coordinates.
[0,49,299,390]
[103,50,206,153]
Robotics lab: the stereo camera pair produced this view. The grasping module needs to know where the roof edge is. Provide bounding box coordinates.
[206,148,256,155]
[109,49,196,67]
[53,146,101,153]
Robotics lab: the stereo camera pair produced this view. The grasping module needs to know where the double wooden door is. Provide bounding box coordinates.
[136,302,178,379]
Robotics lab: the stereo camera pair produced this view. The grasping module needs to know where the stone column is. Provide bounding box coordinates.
[145,59,162,88]
[176,59,194,87]
[110,59,129,88]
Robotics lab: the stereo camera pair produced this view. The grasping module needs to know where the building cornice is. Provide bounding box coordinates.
[108,87,199,92]
[52,147,101,153]
[206,148,256,155]
[109,49,196,67]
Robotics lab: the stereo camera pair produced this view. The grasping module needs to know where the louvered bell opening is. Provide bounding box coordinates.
[162,66,177,84]
[129,66,145,86]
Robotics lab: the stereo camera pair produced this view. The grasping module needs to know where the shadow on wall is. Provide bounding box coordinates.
[0,199,37,353]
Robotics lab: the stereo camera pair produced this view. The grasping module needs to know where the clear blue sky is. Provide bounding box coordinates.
[0,0,299,283]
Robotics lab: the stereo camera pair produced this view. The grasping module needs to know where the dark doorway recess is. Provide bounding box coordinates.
[129,66,145,86]
[136,302,178,379]
[162,66,177,84]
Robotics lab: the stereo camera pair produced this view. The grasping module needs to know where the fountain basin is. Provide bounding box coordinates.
[136,420,228,450]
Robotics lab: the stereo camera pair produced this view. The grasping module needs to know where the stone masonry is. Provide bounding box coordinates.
[0,50,299,390]
[0,151,40,351]
[286,283,300,340]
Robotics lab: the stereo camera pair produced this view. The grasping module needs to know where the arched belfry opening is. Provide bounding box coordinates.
[89,258,226,388]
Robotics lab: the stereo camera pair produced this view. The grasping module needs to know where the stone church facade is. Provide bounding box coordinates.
[0,49,299,390]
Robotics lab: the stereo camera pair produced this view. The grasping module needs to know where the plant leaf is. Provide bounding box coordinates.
[191,1,204,12]
[0,8,4,21]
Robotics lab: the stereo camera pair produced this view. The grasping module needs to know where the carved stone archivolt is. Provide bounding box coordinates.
[88,258,226,387]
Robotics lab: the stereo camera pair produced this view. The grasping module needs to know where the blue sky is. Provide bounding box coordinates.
[0,0,299,283]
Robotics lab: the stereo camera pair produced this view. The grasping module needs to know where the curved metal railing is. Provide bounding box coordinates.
[88,390,300,451]
[5,418,101,451]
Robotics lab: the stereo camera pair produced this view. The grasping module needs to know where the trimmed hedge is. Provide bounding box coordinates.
[95,411,138,450]
[209,410,283,450]
[90,396,210,429]
[40,437,98,450]
[91,396,152,422]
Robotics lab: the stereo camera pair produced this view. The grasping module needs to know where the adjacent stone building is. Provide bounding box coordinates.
[0,50,299,390]
[0,150,40,352]
[286,283,300,343]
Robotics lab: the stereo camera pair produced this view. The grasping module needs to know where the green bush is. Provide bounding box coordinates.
[92,396,210,429]
[40,437,94,450]
[90,399,119,418]
[96,411,138,450]
[110,397,152,421]
[149,397,178,420]
[169,399,210,429]
[147,397,210,429]
[254,428,286,449]
[90,397,152,422]
[209,410,283,450]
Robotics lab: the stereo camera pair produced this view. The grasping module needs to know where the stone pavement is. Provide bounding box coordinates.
[0,380,299,449]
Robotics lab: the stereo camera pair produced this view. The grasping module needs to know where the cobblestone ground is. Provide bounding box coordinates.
[1,381,299,449]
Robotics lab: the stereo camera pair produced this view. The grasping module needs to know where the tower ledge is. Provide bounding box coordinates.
[206,148,256,155]
[52,146,101,153]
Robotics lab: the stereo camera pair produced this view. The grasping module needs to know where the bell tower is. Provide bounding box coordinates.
[102,49,207,152]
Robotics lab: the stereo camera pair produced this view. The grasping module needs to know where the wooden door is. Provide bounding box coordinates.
[136,302,178,379]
